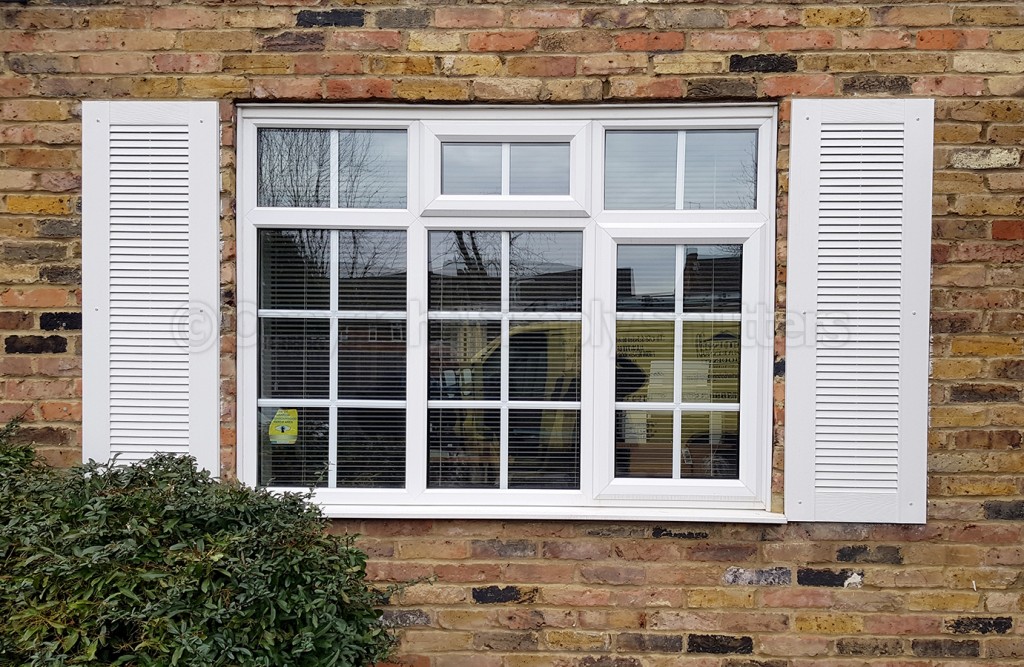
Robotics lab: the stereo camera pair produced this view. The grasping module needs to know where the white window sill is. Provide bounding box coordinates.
[315,504,787,524]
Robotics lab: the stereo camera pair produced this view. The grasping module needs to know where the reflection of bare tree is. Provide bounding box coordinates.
[340,230,405,279]
[258,129,330,208]
[258,129,406,209]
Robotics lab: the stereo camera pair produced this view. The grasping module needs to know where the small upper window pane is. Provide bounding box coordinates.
[683,130,757,210]
[509,143,570,196]
[257,128,331,208]
[605,131,676,210]
[442,143,502,195]
[338,130,407,209]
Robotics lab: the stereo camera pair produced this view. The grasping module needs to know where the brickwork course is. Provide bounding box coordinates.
[2,0,1024,664]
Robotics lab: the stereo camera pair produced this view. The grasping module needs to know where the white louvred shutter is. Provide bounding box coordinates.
[785,99,932,523]
[82,102,220,474]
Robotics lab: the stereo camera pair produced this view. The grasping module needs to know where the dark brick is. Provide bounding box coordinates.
[931,312,977,333]
[40,312,81,331]
[472,585,537,605]
[690,544,758,561]
[946,617,1012,635]
[773,358,785,377]
[381,609,430,627]
[8,54,71,74]
[296,9,364,28]
[723,661,790,667]
[842,75,912,95]
[730,54,797,73]
[836,545,903,564]
[985,500,1024,520]
[723,566,791,586]
[261,31,326,52]
[950,383,1021,402]
[5,335,67,354]
[652,527,708,540]
[993,360,1024,380]
[618,633,684,653]
[797,568,863,588]
[584,524,648,538]
[13,427,73,446]
[474,631,538,651]
[37,219,81,238]
[912,639,980,658]
[375,8,430,29]
[471,539,537,558]
[687,77,757,99]
[837,638,903,656]
[687,634,753,655]
[0,311,33,330]
[579,658,641,667]
[40,265,81,284]
[1,242,67,263]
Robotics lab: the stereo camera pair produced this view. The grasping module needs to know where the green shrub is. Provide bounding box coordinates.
[0,434,396,667]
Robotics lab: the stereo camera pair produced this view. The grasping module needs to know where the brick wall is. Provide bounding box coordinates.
[1,1,1022,664]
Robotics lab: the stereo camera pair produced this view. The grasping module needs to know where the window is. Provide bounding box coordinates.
[237,106,778,521]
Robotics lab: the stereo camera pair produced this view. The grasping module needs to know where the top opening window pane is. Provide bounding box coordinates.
[604,130,758,211]
[442,143,502,195]
[257,128,407,209]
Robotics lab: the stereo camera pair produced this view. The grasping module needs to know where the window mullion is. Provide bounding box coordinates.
[673,244,685,479]
[501,143,511,196]
[328,230,339,488]
[407,222,429,496]
[499,231,511,490]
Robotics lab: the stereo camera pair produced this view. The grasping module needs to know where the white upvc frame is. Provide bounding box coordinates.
[237,105,781,522]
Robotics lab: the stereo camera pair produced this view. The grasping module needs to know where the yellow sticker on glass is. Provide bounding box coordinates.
[268,408,298,445]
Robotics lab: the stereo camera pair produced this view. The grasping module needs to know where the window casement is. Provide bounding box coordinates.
[237,105,778,522]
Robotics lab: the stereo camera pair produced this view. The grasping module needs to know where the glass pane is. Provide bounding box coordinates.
[428,408,499,488]
[259,229,330,310]
[259,319,329,399]
[510,232,582,312]
[442,143,502,195]
[337,408,405,488]
[338,230,407,310]
[681,322,741,403]
[682,411,739,479]
[617,245,675,313]
[338,130,407,208]
[509,409,580,489]
[258,406,328,487]
[509,322,580,402]
[683,244,743,313]
[605,131,677,210]
[615,410,672,478]
[257,128,330,208]
[339,320,405,399]
[616,321,675,403]
[429,231,501,311]
[429,320,501,401]
[683,130,757,210]
[509,143,570,195]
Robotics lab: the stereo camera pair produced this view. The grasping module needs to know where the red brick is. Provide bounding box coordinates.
[765,30,837,51]
[509,9,580,28]
[993,220,1024,240]
[468,31,538,53]
[761,74,836,97]
[324,78,394,100]
[917,29,990,50]
[251,77,323,100]
[435,7,504,29]
[615,31,686,51]
[913,76,986,96]
[689,31,761,51]
[151,7,219,29]
[293,54,361,75]
[608,76,684,99]
[728,7,801,27]
[841,30,913,50]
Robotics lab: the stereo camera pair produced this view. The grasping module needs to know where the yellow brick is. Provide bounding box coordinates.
[932,476,1018,496]
[874,53,949,73]
[930,406,988,428]
[180,76,249,98]
[544,79,603,102]
[130,77,179,98]
[442,55,502,77]
[395,80,470,101]
[803,7,868,27]
[368,55,435,76]
[0,100,71,122]
[793,614,864,634]
[5,195,72,215]
[544,630,609,651]
[473,78,542,101]
[932,359,984,380]
[992,30,1024,50]
[954,53,1024,74]
[181,30,253,51]
[951,336,1023,357]
[401,630,473,653]
[409,31,462,52]
[0,264,39,283]
[652,53,725,74]
[907,591,981,612]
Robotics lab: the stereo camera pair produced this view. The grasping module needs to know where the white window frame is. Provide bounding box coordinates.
[237,105,780,523]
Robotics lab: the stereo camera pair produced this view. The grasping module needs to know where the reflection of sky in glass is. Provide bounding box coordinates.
[510,144,570,195]
[619,245,674,299]
[442,143,502,195]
